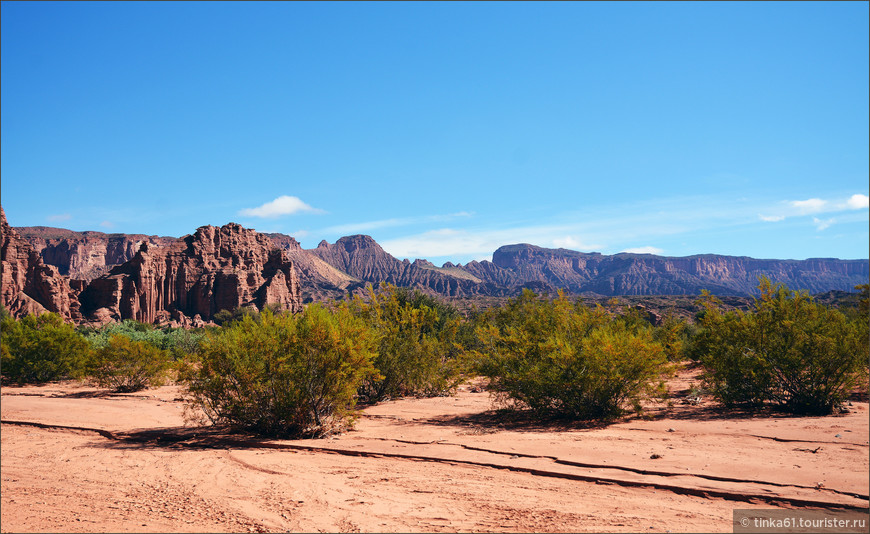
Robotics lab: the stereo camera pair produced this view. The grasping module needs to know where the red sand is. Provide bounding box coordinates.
[2,368,868,532]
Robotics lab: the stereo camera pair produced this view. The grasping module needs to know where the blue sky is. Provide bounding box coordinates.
[2,1,868,264]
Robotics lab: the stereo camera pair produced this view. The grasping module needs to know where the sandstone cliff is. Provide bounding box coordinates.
[1,208,81,321]
[78,223,303,326]
[7,213,867,314]
[15,226,176,281]
[461,244,870,296]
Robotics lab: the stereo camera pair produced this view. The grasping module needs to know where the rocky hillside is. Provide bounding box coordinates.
[78,223,304,327]
[1,208,82,322]
[264,233,362,302]
[3,208,304,326]
[462,244,869,296]
[6,210,868,326]
[308,235,509,299]
[15,226,177,282]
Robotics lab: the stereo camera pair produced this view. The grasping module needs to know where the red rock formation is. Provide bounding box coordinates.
[79,223,303,325]
[1,208,81,321]
[16,226,177,281]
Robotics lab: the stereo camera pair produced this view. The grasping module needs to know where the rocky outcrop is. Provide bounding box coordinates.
[1,208,81,321]
[78,223,303,326]
[15,226,176,281]
[462,244,870,296]
[7,211,867,316]
[310,235,508,298]
[265,233,361,302]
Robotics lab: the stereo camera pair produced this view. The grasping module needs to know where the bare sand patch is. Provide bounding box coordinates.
[2,369,867,533]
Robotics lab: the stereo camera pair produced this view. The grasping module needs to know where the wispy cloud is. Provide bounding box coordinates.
[813,217,835,231]
[553,236,600,249]
[47,213,72,223]
[790,198,827,214]
[380,225,606,260]
[621,246,664,255]
[239,196,323,218]
[99,220,115,229]
[359,193,869,262]
[760,193,868,223]
[322,212,473,235]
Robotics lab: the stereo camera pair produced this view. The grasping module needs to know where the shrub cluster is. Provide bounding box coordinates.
[694,278,868,414]
[3,276,865,439]
[1,311,91,384]
[1,313,200,391]
[84,319,204,359]
[182,305,377,437]
[345,284,467,401]
[475,290,669,420]
[89,334,174,392]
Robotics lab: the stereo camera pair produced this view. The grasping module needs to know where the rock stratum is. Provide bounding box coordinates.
[1,208,81,322]
[16,226,176,281]
[4,206,868,325]
[3,208,303,326]
[465,243,870,296]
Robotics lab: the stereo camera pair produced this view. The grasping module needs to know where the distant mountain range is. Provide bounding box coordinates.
[11,220,869,307]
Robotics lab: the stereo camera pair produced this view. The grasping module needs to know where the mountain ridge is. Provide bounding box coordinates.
[8,218,869,315]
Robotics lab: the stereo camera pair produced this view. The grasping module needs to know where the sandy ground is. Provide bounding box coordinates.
[2,367,868,533]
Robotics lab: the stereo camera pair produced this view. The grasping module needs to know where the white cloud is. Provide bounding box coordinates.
[552,236,600,250]
[759,214,785,222]
[47,213,72,222]
[790,198,827,214]
[321,212,473,235]
[239,196,323,218]
[621,246,664,255]
[380,225,606,261]
[812,217,835,231]
[99,220,115,229]
[846,194,869,210]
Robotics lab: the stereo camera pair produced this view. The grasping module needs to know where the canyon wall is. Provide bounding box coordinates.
[1,208,81,321]
[78,223,304,326]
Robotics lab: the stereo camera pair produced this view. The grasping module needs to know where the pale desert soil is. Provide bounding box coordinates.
[2,367,868,533]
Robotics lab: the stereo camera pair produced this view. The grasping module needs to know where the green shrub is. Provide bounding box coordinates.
[213,303,284,326]
[182,305,377,438]
[653,312,690,361]
[1,312,91,384]
[90,335,173,392]
[475,290,669,420]
[85,320,204,359]
[346,284,467,401]
[698,278,868,414]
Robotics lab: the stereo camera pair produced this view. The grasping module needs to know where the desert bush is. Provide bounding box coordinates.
[89,334,174,392]
[213,303,285,326]
[475,290,669,420]
[85,320,204,359]
[697,278,868,414]
[346,284,467,401]
[653,312,690,361]
[1,312,92,384]
[182,305,377,438]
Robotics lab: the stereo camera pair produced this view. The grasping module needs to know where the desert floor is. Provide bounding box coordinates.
[2,367,868,533]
